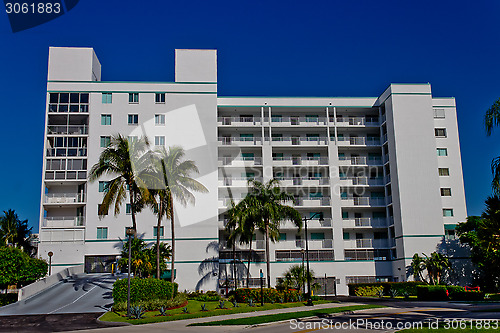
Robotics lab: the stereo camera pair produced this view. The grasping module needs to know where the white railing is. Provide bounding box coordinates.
[341,197,386,206]
[47,125,88,135]
[271,137,328,145]
[218,156,262,166]
[322,239,333,248]
[272,156,329,165]
[336,136,381,146]
[270,116,327,125]
[354,217,387,227]
[219,177,263,186]
[294,197,331,206]
[340,177,384,186]
[338,156,382,166]
[44,193,85,204]
[46,148,87,157]
[42,216,85,227]
[344,238,389,248]
[334,117,380,126]
[218,116,262,125]
[277,177,330,186]
[218,137,262,145]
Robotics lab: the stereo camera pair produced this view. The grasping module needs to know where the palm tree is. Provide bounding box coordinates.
[0,209,33,253]
[423,252,450,285]
[244,179,302,288]
[410,253,426,282]
[151,146,208,286]
[88,135,150,231]
[485,100,500,194]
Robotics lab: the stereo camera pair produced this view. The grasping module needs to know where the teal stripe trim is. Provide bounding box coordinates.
[51,263,84,266]
[394,234,443,239]
[393,257,470,261]
[86,237,218,243]
[47,90,217,94]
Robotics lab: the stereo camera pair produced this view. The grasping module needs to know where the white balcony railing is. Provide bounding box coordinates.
[344,238,389,249]
[42,216,85,227]
[218,156,262,166]
[343,218,388,228]
[277,177,330,186]
[46,148,87,157]
[271,137,328,146]
[218,137,262,146]
[272,156,329,165]
[340,197,386,207]
[338,156,382,166]
[219,177,263,186]
[340,177,384,186]
[293,197,331,206]
[44,193,85,204]
[218,116,262,126]
[333,117,380,126]
[270,116,327,125]
[336,136,381,146]
[47,125,88,135]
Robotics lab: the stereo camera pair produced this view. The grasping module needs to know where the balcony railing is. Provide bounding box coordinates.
[270,116,327,125]
[44,193,85,204]
[218,156,262,166]
[42,216,85,227]
[45,170,87,180]
[272,156,329,165]
[46,148,87,157]
[293,197,331,206]
[340,197,386,206]
[277,177,330,186]
[218,116,262,125]
[47,125,88,135]
[271,137,328,146]
[333,117,379,126]
[336,136,381,146]
[343,217,387,228]
[344,238,389,248]
[218,137,262,146]
[49,104,89,113]
[219,177,263,186]
[340,177,384,186]
[338,156,383,166]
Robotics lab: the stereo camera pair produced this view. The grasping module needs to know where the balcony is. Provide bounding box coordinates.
[340,197,386,207]
[270,116,327,126]
[218,116,262,126]
[46,148,87,157]
[278,177,329,187]
[334,117,380,127]
[343,218,388,228]
[340,177,384,186]
[218,156,262,167]
[293,197,331,207]
[272,136,328,146]
[218,137,262,146]
[44,193,85,204]
[48,104,88,113]
[218,177,263,187]
[338,156,382,166]
[272,156,329,166]
[283,218,332,229]
[42,216,85,227]
[344,238,389,249]
[47,125,88,135]
[40,228,85,243]
[45,170,87,181]
[336,136,381,146]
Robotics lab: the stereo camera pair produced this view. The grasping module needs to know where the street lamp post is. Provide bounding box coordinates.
[260,269,264,306]
[303,213,324,306]
[125,227,136,318]
[47,251,53,275]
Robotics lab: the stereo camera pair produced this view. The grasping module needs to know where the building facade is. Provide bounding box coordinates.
[39,47,467,295]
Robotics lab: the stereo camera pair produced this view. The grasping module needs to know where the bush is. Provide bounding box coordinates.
[0,247,47,288]
[449,289,485,301]
[187,290,220,301]
[348,282,425,297]
[234,288,302,303]
[0,293,17,306]
[417,285,449,301]
[112,277,178,303]
[112,293,187,311]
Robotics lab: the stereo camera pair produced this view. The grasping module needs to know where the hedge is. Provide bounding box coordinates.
[234,288,302,303]
[348,282,425,297]
[112,277,178,303]
[0,293,18,306]
[416,285,448,301]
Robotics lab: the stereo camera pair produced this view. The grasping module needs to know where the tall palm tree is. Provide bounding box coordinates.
[152,146,208,285]
[485,100,500,194]
[410,253,426,283]
[0,209,32,252]
[423,252,450,285]
[88,135,150,231]
[245,179,302,288]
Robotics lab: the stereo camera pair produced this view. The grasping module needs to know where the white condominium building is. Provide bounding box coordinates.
[39,47,467,295]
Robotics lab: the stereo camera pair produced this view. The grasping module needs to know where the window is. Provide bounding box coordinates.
[102,93,112,104]
[445,229,456,240]
[98,181,109,192]
[271,134,283,141]
[338,153,346,160]
[342,211,349,219]
[309,212,324,219]
[97,227,108,240]
[441,188,452,196]
[434,109,445,118]
[127,136,138,143]
[306,115,319,123]
[373,211,386,218]
[272,152,284,160]
[443,209,454,217]
[155,136,165,146]
[279,233,287,241]
[153,226,164,237]
[240,133,254,141]
[126,204,132,215]
[128,114,138,125]
[435,128,447,137]
[311,232,324,240]
[98,204,108,216]
[271,115,282,122]
[155,93,165,103]
[437,148,448,156]
[100,136,111,148]
[155,114,165,125]
[241,152,254,160]
[128,93,139,103]
[101,114,112,125]
[343,232,350,240]
[439,168,450,176]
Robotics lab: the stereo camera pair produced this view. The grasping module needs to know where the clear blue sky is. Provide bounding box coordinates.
[1,0,499,232]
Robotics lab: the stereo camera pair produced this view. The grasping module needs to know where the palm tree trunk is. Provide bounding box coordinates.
[156,201,162,279]
[246,240,252,288]
[265,221,271,288]
[169,195,175,295]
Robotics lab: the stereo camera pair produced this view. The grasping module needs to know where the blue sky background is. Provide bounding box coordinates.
[0,0,499,232]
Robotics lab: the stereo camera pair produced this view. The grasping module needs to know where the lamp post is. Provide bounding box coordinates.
[260,269,264,306]
[47,251,53,275]
[301,249,305,294]
[303,213,324,306]
[125,227,136,318]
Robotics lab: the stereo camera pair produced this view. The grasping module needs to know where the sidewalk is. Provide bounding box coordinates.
[69,301,362,333]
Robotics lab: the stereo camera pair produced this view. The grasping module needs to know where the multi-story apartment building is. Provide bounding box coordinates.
[39,47,467,295]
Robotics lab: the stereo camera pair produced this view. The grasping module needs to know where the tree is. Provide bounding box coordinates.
[0,247,47,289]
[277,264,314,291]
[0,209,34,254]
[410,253,426,282]
[244,179,302,288]
[117,237,171,278]
[423,252,450,285]
[485,99,500,194]
[88,135,151,231]
[456,195,500,291]
[149,146,208,286]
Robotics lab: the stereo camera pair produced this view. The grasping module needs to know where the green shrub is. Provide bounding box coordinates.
[417,285,449,301]
[348,282,425,297]
[112,293,187,311]
[0,293,17,306]
[112,277,178,303]
[449,289,484,301]
[353,285,384,297]
[234,288,301,303]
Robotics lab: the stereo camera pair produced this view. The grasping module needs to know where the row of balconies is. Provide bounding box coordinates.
[44,193,86,204]
[46,148,87,157]
[45,170,87,181]
[219,196,389,208]
[217,116,379,127]
[219,238,394,251]
[42,216,85,227]
[218,136,381,147]
[217,155,386,167]
[336,136,381,146]
[340,197,387,207]
[47,125,88,135]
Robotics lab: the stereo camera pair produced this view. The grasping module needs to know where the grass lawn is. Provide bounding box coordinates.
[190,304,385,326]
[100,299,332,325]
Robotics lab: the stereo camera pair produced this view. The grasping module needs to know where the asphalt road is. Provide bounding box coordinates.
[0,274,117,316]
